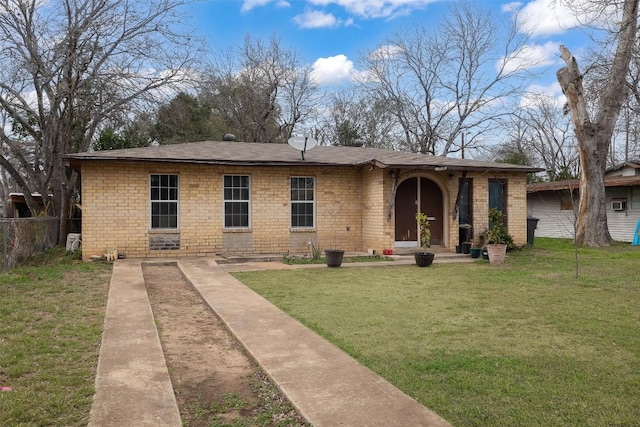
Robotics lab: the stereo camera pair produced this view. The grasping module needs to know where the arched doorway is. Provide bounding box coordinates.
[394,177,444,247]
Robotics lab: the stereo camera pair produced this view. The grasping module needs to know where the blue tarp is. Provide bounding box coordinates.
[633,219,640,246]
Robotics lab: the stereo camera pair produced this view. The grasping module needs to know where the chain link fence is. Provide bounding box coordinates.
[0,217,59,269]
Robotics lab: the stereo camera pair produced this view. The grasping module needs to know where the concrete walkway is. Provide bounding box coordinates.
[90,257,455,426]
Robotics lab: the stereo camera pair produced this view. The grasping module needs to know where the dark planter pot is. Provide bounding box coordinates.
[470,248,481,259]
[325,249,345,267]
[462,242,472,254]
[414,252,435,267]
[455,245,462,253]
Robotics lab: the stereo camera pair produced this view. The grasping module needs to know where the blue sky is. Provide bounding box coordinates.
[184,0,599,99]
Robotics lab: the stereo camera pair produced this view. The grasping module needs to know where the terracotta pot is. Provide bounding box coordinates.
[486,244,507,265]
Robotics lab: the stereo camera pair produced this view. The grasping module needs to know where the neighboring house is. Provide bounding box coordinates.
[527,161,640,242]
[66,141,540,260]
[8,193,48,218]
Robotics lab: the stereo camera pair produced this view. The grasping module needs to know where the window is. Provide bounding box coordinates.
[488,179,507,227]
[150,174,178,229]
[611,198,627,211]
[458,178,473,225]
[224,175,250,228]
[291,177,315,228]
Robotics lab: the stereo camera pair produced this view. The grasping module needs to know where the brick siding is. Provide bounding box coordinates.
[80,161,528,260]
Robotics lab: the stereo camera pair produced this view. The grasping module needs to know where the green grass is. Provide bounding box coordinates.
[233,238,640,427]
[0,248,111,427]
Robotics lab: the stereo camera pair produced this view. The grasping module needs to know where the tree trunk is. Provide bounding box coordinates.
[556,0,639,246]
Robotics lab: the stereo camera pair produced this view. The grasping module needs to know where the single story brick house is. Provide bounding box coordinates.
[66,141,539,260]
[527,161,640,242]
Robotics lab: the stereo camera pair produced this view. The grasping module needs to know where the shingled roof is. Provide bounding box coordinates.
[66,140,541,173]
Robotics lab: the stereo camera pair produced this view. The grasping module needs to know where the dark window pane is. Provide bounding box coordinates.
[150,175,178,229]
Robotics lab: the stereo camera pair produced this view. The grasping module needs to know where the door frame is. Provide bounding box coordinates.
[394,174,449,248]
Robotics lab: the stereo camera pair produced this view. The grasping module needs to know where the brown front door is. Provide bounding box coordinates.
[420,177,443,245]
[394,177,444,246]
[395,178,418,242]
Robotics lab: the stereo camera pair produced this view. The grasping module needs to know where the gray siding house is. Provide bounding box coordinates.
[527,161,640,242]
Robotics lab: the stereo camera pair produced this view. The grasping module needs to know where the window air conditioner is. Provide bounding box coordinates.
[611,200,626,211]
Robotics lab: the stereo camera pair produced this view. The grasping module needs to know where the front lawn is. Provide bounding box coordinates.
[233,238,640,427]
[0,249,111,426]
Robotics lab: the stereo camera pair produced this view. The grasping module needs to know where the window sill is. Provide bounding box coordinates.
[290,228,317,233]
[223,228,252,233]
[149,229,180,234]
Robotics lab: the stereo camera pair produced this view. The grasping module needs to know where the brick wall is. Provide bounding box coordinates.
[80,161,365,260]
[80,160,529,260]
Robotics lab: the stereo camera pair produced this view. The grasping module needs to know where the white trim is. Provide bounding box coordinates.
[290,176,316,229]
[223,174,251,229]
[149,173,179,230]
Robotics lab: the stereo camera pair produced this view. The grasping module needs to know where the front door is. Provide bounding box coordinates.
[394,177,444,247]
[395,178,418,245]
[419,178,443,245]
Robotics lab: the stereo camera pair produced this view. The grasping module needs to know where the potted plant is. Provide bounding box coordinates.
[414,212,435,267]
[470,240,482,259]
[324,201,345,267]
[485,208,513,265]
[458,223,472,254]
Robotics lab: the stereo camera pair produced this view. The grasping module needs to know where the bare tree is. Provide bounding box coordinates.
[516,94,579,180]
[202,35,319,143]
[556,0,639,246]
[360,2,533,156]
[0,0,201,243]
[319,90,398,148]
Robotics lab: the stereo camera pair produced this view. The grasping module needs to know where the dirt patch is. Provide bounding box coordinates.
[143,264,308,427]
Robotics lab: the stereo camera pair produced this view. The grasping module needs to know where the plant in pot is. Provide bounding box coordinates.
[414,212,435,267]
[485,208,514,265]
[324,201,345,267]
[459,223,472,254]
[470,240,482,259]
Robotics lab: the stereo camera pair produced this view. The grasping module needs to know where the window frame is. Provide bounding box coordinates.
[223,174,251,229]
[290,176,316,229]
[488,178,508,228]
[149,174,179,230]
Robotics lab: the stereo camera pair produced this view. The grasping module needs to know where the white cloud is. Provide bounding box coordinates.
[512,0,620,37]
[514,0,581,36]
[238,0,293,12]
[310,54,360,85]
[241,0,273,13]
[293,10,340,29]
[499,41,559,74]
[501,2,523,13]
[369,44,403,60]
[519,82,565,109]
[307,0,437,19]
